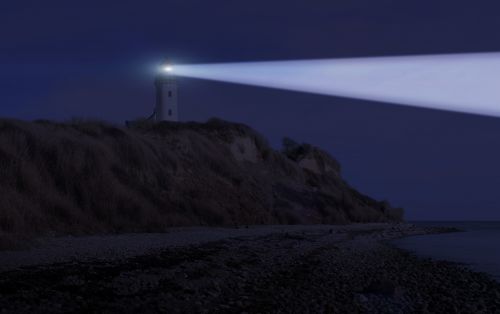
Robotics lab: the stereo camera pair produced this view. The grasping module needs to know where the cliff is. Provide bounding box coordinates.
[0,118,403,245]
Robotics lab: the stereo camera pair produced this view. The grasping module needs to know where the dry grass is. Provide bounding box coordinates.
[0,118,403,248]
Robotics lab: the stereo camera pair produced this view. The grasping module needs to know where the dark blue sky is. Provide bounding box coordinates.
[1,0,500,220]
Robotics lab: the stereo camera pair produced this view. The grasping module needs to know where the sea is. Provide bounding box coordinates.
[392,221,500,281]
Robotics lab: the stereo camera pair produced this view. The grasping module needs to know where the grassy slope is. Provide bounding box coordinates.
[0,118,402,247]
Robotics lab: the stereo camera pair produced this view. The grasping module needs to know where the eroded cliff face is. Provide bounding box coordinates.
[0,118,403,243]
[133,118,403,225]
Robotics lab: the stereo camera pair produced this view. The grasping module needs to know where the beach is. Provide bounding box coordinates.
[0,223,499,313]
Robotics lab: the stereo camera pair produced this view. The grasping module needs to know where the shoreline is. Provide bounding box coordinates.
[0,224,498,313]
[0,223,441,272]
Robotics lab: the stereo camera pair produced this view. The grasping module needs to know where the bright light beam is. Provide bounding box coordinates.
[172,52,500,118]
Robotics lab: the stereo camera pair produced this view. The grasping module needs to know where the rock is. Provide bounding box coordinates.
[357,294,369,303]
[362,279,399,297]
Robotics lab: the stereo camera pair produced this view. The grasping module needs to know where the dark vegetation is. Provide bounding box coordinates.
[0,118,403,246]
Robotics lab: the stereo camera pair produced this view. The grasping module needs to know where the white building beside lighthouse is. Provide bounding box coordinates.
[154,63,178,122]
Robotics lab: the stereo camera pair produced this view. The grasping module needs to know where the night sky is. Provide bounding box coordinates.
[2,0,500,220]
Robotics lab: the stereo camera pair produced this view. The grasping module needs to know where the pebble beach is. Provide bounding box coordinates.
[0,224,498,313]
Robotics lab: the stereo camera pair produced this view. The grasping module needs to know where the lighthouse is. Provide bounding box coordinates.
[154,61,178,122]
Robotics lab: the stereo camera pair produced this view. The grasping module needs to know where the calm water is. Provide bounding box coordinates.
[392,221,500,281]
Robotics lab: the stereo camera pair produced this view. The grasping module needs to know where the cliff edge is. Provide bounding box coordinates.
[0,118,403,245]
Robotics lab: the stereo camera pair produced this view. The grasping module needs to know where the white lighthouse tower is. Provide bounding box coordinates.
[154,61,178,122]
